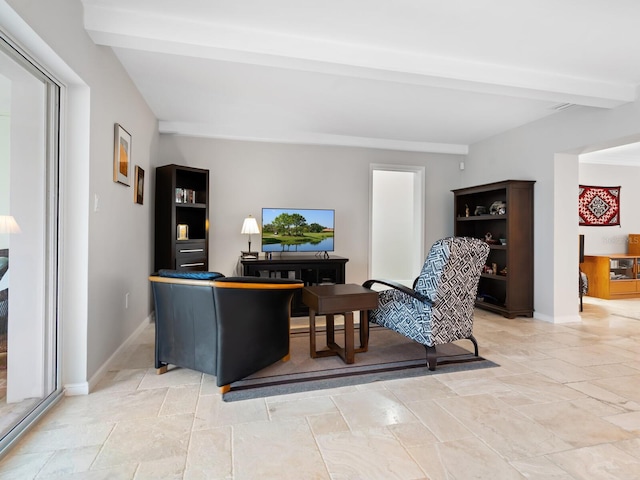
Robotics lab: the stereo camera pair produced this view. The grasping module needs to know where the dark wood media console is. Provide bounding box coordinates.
[240,255,349,316]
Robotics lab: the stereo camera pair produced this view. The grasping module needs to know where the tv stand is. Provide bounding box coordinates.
[240,255,348,316]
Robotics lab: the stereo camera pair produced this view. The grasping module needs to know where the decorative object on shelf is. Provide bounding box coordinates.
[484,232,499,244]
[490,201,506,215]
[474,206,487,215]
[134,166,144,205]
[500,238,507,245]
[241,215,260,258]
[465,204,470,217]
[578,185,620,226]
[177,224,189,240]
[499,267,507,276]
[113,123,131,186]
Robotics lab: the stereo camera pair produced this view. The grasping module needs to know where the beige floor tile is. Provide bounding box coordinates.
[306,412,350,436]
[13,422,114,455]
[135,456,187,480]
[436,394,571,460]
[184,427,231,480]
[265,395,338,420]
[525,357,601,383]
[497,372,586,404]
[604,410,640,433]
[509,456,574,479]
[406,399,473,442]
[435,437,526,479]
[138,367,203,389]
[233,417,329,480]
[0,452,52,480]
[193,394,268,430]
[330,389,419,430]
[160,385,200,416]
[382,375,455,403]
[92,414,193,469]
[316,428,425,479]
[35,445,100,478]
[546,443,640,479]
[516,400,634,448]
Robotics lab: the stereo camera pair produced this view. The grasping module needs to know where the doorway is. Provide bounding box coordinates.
[369,165,425,285]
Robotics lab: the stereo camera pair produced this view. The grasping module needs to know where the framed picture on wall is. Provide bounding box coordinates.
[113,123,131,186]
[134,166,144,204]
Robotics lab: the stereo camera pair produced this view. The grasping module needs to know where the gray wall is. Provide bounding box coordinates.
[158,136,464,283]
[5,0,158,388]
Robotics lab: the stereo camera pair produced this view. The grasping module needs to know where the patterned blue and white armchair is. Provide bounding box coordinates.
[363,237,490,370]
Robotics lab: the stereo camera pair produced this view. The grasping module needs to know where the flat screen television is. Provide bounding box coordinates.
[261,208,335,253]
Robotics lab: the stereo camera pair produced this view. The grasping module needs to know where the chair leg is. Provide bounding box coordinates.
[425,345,437,371]
[468,335,479,357]
[156,365,168,375]
[282,352,291,362]
[220,384,231,394]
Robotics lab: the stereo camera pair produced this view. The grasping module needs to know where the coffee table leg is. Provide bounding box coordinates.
[309,308,318,358]
[359,310,369,350]
[326,314,335,346]
[344,311,354,364]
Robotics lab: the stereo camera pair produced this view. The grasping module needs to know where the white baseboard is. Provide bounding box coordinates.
[65,314,153,396]
[534,312,582,324]
[64,382,89,396]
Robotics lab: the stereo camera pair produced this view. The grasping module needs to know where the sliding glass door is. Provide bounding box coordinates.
[0,33,61,451]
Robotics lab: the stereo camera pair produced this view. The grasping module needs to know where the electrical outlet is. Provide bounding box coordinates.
[125,292,129,309]
[94,194,100,212]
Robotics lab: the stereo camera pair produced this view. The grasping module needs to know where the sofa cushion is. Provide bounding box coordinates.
[158,269,224,280]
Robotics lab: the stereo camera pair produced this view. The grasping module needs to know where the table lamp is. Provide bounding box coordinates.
[0,215,21,235]
[241,215,260,258]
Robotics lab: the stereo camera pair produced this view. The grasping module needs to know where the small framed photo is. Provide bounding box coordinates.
[134,166,144,204]
[113,123,131,186]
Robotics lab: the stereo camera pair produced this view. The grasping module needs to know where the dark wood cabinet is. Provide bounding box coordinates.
[154,165,209,271]
[241,256,348,316]
[452,180,535,318]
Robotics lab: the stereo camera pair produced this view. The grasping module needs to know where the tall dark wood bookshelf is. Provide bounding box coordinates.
[452,180,535,318]
[154,165,209,272]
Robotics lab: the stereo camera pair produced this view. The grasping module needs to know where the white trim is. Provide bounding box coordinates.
[534,312,582,324]
[160,122,469,155]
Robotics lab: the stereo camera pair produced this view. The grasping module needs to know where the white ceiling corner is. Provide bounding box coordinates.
[81,0,640,153]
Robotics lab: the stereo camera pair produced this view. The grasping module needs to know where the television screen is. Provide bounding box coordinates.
[261,208,335,252]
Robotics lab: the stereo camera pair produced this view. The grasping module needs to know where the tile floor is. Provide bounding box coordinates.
[0,297,640,479]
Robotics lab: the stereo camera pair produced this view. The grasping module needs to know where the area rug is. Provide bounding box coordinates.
[579,185,621,226]
[223,326,497,402]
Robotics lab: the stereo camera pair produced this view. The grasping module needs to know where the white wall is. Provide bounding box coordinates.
[158,136,464,283]
[465,100,640,323]
[3,0,158,388]
[578,163,640,255]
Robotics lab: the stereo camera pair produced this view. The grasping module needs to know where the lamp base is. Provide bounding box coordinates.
[241,251,258,259]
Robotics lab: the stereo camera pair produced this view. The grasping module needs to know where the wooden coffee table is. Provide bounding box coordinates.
[302,284,379,364]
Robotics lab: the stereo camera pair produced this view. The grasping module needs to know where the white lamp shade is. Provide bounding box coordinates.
[0,215,21,234]
[241,215,260,235]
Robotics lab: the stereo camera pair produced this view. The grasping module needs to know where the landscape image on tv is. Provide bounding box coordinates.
[261,208,334,252]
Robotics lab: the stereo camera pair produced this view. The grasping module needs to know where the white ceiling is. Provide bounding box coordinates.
[82,0,640,154]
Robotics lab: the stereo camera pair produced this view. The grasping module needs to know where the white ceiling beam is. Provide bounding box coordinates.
[84,4,636,109]
[159,121,469,155]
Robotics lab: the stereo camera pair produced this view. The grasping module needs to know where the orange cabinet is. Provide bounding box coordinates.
[581,255,640,299]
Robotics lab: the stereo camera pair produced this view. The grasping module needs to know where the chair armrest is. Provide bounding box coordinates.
[362,279,433,305]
